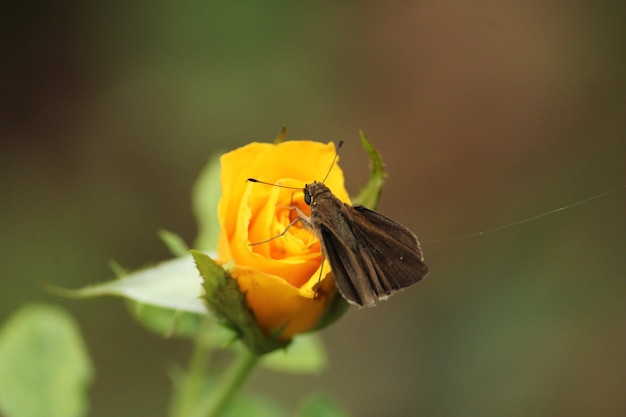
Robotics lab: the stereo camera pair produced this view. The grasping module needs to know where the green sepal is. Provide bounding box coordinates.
[46,255,207,315]
[191,250,289,355]
[260,333,327,374]
[127,302,205,339]
[158,229,190,257]
[274,126,288,144]
[311,291,350,332]
[108,259,127,278]
[352,131,387,210]
[192,152,223,253]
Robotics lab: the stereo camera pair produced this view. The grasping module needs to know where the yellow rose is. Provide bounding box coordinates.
[217,140,350,339]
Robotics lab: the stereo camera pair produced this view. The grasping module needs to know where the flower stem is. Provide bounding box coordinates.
[169,319,214,417]
[192,348,259,417]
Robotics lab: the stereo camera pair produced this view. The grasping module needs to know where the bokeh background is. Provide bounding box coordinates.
[2,1,624,416]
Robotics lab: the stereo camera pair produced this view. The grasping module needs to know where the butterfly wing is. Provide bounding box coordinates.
[319,221,374,306]
[319,204,428,307]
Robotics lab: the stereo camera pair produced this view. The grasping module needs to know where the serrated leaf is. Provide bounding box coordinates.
[192,250,238,324]
[352,131,387,210]
[0,304,93,417]
[158,229,190,257]
[50,256,207,315]
[191,250,288,355]
[297,394,351,417]
[192,152,222,252]
[260,333,326,374]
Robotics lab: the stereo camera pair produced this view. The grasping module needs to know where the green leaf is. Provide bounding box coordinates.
[192,152,223,252]
[128,302,204,338]
[225,392,289,417]
[49,255,207,315]
[191,250,289,355]
[296,394,351,417]
[352,131,387,210]
[158,229,190,257]
[0,304,93,417]
[129,302,239,346]
[260,333,327,374]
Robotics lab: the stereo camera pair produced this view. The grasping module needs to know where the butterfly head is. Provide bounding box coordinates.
[303,182,333,207]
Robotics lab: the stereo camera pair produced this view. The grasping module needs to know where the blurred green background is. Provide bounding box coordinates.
[1,1,624,416]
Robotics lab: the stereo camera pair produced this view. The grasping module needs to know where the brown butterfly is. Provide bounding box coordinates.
[248,153,428,306]
[296,180,428,306]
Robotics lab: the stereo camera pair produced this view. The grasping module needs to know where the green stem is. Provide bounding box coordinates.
[192,348,259,417]
[170,318,214,417]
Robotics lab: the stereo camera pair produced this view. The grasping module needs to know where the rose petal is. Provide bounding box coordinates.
[233,264,335,339]
[216,140,351,337]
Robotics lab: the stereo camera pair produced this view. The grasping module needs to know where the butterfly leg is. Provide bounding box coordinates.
[248,216,303,246]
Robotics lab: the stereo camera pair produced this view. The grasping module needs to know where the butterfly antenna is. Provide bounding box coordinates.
[246,178,302,190]
[321,140,344,184]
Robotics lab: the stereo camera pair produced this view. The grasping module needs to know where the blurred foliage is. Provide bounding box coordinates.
[0,304,93,417]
